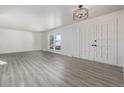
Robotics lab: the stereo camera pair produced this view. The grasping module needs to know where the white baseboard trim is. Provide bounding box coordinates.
[0,49,42,54]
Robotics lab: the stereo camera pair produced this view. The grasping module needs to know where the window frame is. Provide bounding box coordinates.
[48,33,62,51]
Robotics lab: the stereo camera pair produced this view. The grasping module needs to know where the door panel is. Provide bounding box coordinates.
[80,22,96,60]
[95,18,117,65]
[88,24,96,60]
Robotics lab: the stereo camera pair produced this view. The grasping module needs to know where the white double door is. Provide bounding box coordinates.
[79,16,117,65]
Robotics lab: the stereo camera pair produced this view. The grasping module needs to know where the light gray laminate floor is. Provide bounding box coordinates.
[0,50,124,87]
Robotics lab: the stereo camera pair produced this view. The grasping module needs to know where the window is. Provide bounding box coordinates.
[49,34,54,49]
[55,33,61,50]
[48,33,62,50]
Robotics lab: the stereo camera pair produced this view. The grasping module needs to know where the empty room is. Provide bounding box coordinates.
[0,5,124,87]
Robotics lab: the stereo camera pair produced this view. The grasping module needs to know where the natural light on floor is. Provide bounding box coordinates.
[0,60,8,65]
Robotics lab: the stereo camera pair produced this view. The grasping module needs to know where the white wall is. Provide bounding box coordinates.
[116,8,124,71]
[0,28,42,54]
[41,9,124,67]
[117,10,124,66]
[41,32,48,51]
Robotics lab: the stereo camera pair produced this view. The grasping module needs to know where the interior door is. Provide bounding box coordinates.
[79,16,117,66]
[95,17,117,65]
[80,21,96,61]
[88,24,96,60]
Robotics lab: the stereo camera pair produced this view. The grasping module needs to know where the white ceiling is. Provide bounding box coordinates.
[0,5,123,32]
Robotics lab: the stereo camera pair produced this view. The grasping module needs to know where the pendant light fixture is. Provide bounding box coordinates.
[73,5,88,21]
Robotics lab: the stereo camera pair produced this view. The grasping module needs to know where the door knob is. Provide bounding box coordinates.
[91,44,97,47]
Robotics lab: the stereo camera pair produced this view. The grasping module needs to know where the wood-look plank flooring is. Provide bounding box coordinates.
[0,50,124,87]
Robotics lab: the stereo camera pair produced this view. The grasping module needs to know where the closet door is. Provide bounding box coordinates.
[95,17,117,65]
[80,21,96,61]
[79,16,117,66]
